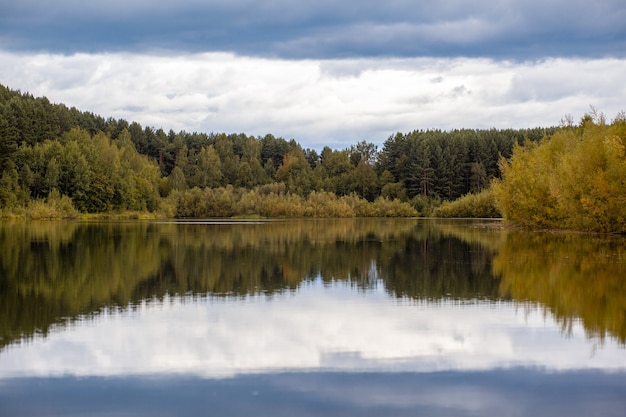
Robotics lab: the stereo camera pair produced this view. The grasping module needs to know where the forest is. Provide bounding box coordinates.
[2,82,625,231]
[0,83,548,219]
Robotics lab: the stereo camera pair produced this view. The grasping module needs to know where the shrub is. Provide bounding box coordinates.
[492,113,626,232]
[27,189,78,219]
[433,189,501,218]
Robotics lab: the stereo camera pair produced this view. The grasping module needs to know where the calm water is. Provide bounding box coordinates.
[1,218,625,416]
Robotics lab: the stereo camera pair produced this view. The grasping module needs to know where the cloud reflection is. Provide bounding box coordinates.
[1,281,624,378]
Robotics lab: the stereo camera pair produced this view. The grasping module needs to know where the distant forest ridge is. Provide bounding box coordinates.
[0,83,558,217]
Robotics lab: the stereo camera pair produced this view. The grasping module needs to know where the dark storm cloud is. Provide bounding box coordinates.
[3,370,626,416]
[1,0,625,59]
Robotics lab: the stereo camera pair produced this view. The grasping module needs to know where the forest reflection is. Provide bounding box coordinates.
[1,219,625,350]
[494,231,626,344]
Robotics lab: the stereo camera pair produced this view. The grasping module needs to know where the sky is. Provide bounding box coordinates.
[1,0,625,149]
[2,283,625,379]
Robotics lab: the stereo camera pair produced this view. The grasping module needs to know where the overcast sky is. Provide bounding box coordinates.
[2,284,624,378]
[1,0,625,149]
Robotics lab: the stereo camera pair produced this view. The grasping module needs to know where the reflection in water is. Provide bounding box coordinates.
[0,219,500,350]
[1,218,625,349]
[1,219,625,416]
[2,370,626,417]
[494,232,626,344]
[1,286,623,379]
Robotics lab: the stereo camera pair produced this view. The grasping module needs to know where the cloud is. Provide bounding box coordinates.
[2,50,624,149]
[506,59,626,104]
[0,283,624,379]
[1,1,624,59]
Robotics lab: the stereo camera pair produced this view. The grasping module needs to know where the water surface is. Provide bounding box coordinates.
[1,219,625,416]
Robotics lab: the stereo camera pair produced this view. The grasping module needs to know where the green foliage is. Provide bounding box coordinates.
[381,181,407,201]
[410,194,441,217]
[170,186,237,218]
[317,147,353,195]
[0,161,21,208]
[164,186,417,218]
[1,127,161,215]
[352,160,379,201]
[493,113,626,232]
[28,188,78,219]
[376,127,554,202]
[433,189,501,218]
[275,149,317,196]
[364,196,418,217]
[0,82,577,219]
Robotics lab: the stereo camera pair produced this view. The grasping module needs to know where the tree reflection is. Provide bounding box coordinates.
[1,219,625,349]
[493,232,626,345]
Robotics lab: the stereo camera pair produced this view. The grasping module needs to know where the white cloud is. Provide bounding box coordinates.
[1,51,624,149]
[1,282,624,379]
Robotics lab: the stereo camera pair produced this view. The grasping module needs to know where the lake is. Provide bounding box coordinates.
[1,218,625,416]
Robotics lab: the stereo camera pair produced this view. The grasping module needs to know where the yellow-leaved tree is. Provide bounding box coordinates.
[492,112,626,232]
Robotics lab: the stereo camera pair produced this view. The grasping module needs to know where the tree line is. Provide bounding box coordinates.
[1,83,555,218]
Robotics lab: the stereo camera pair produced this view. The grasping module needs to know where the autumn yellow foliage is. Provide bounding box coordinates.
[494,231,626,344]
[492,113,626,232]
